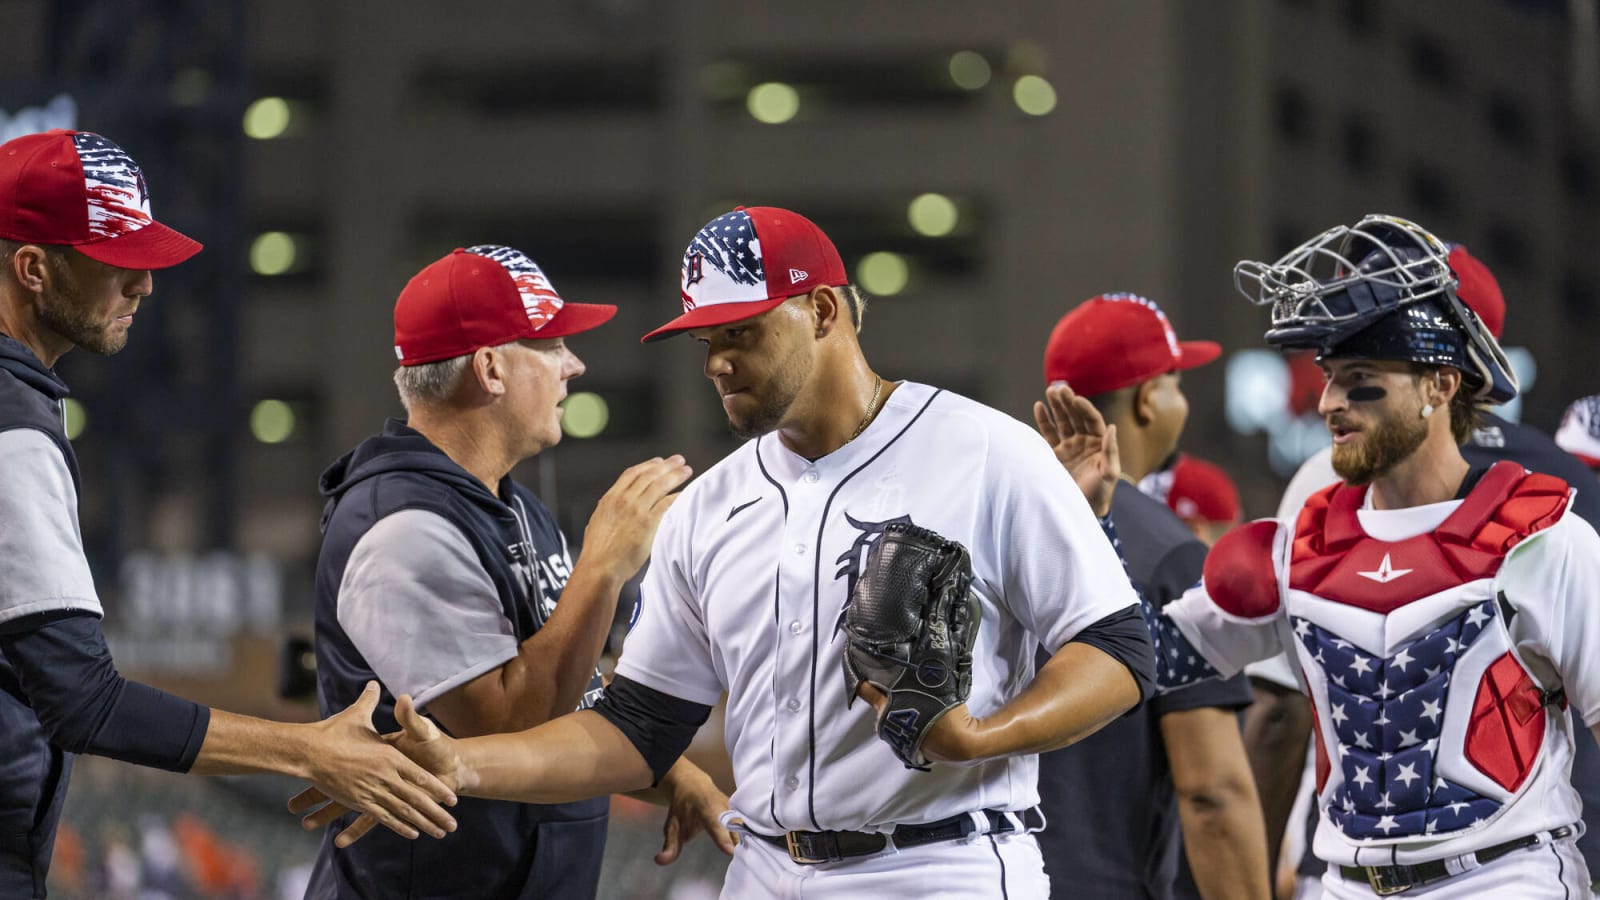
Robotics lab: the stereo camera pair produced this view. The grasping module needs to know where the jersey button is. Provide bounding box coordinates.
[793,543,807,556]
[802,470,820,484]
[785,776,800,790]
[789,620,803,635]
[786,698,801,712]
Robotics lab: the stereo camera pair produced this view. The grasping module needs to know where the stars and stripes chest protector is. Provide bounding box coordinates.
[1284,461,1569,843]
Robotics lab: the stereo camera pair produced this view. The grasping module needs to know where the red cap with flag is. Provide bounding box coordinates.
[394,245,616,366]
[0,129,201,269]
[642,206,848,343]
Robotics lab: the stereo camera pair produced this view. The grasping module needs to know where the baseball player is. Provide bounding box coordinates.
[0,130,456,899]
[310,206,1158,898]
[1033,294,1266,900]
[1248,242,1600,896]
[1063,215,1600,897]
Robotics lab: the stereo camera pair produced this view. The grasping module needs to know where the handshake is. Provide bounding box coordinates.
[284,685,735,862]
[285,684,473,849]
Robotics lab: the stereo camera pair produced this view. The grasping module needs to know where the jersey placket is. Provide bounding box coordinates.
[770,458,829,830]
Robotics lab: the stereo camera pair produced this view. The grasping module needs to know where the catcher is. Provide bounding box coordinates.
[297,206,1156,898]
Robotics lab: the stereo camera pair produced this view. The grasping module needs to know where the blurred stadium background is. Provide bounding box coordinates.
[3,0,1596,896]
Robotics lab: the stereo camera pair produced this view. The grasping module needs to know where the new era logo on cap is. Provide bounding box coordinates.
[641,206,848,342]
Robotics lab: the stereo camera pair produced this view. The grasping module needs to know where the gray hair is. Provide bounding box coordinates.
[393,355,472,412]
[392,339,521,412]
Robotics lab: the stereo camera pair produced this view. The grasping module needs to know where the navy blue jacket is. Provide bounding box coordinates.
[309,419,607,900]
[0,335,77,899]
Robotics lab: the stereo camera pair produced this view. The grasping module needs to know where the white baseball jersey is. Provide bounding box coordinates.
[615,381,1138,834]
[1164,469,1600,871]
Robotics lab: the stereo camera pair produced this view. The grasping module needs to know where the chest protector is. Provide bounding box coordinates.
[1285,461,1569,843]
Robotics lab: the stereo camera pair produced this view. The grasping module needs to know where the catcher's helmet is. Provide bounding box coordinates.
[1234,214,1517,404]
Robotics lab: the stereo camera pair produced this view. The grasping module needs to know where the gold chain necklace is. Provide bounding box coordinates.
[848,376,884,443]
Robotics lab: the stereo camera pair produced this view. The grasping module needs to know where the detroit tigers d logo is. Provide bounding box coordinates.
[833,512,914,634]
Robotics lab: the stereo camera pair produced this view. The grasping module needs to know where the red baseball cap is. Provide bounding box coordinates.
[641,206,848,343]
[394,245,616,366]
[1555,395,1600,468]
[1042,293,1221,396]
[1166,454,1241,524]
[1445,243,1504,339]
[0,129,201,269]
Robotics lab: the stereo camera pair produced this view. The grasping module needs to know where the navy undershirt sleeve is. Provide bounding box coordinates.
[1069,604,1158,706]
[591,674,713,785]
[0,610,210,772]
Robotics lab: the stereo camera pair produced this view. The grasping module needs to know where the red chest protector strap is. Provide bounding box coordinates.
[1289,461,1570,612]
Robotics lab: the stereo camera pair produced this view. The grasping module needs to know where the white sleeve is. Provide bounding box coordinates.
[1165,585,1290,679]
[985,422,1140,653]
[1163,520,1292,679]
[0,429,101,625]
[1501,514,1600,727]
[613,500,723,706]
[336,509,517,709]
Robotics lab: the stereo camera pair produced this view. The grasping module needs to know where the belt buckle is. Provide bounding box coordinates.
[1365,866,1413,896]
[785,832,829,865]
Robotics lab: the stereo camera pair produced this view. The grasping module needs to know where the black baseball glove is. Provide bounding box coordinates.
[842,523,980,769]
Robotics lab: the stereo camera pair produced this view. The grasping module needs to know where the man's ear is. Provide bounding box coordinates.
[1131,379,1158,426]
[11,245,50,293]
[472,346,508,397]
[1435,367,1463,406]
[809,285,842,338]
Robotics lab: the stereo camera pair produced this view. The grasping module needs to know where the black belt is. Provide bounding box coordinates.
[754,809,1023,865]
[1338,825,1576,895]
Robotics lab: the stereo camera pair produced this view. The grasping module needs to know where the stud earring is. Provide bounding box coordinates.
[1420,403,1434,419]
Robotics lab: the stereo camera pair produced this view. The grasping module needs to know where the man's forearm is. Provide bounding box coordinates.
[964,642,1140,759]
[1178,794,1272,900]
[189,709,314,777]
[1163,706,1271,900]
[457,709,655,804]
[488,566,628,730]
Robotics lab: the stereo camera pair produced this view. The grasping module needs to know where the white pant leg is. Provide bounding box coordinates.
[1317,837,1590,899]
[721,831,1049,899]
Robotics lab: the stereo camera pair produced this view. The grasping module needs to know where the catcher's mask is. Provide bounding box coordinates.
[1234,214,1517,405]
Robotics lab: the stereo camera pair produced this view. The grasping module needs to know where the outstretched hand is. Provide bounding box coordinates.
[1033,382,1121,517]
[290,692,467,849]
[581,455,694,582]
